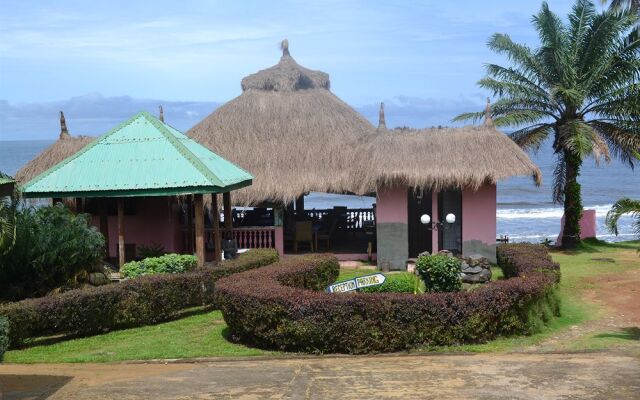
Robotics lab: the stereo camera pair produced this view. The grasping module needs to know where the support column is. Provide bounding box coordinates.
[99,198,110,258]
[295,195,305,220]
[194,194,205,267]
[431,191,439,253]
[223,191,232,240]
[117,198,125,269]
[212,194,222,263]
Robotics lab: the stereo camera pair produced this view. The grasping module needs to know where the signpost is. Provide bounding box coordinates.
[326,273,386,293]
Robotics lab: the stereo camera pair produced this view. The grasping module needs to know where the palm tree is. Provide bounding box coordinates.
[605,198,640,243]
[455,0,640,248]
[603,0,640,14]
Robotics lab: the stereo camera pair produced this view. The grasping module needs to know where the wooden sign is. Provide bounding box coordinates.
[327,273,386,293]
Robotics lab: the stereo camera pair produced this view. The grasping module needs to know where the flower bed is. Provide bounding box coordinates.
[216,244,560,354]
[0,249,278,348]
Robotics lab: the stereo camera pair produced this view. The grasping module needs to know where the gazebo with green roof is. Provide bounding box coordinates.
[23,111,253,268]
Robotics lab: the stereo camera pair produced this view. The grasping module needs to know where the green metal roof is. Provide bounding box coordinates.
[23,112,253,198]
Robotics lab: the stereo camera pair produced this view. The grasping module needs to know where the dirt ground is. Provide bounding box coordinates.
[1,352,639,399]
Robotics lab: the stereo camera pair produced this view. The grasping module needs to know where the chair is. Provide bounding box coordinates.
[294,221,314,253]
[316,218,338,251]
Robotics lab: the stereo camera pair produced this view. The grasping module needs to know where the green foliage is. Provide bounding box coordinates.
[455,0,640,249]
[0,196,17,256]
[415,254,462,292]
[0,204,105,301]
[606,198,640,236]
[0,249,278,348]
[361,273,421,293]
[0,316,8,362]
[216,246,560,354]
[137,242,165,259]
[121,254,197,278]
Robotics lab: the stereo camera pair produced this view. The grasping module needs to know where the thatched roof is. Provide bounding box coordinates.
[16,112,94,184]
[356,100,542,192]
[188,40,377,205]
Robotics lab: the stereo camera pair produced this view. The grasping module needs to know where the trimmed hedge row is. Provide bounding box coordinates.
[0,249,278,348]
[0,316,8,362]
[216,244,561,354]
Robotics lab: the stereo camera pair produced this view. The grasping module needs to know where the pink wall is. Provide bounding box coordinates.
[91,197,182,258]
[376,185,407,223]
[556,209,597,246]
[462,184,497,250]
[274,226,284,256]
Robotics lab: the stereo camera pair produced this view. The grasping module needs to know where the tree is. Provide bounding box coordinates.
[455,0,640,248]
[605,198,640,242]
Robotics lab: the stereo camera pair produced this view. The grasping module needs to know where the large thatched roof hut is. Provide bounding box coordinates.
[15,112,94,184]
[188,40,376,206]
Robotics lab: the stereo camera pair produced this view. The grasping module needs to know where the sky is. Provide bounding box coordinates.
[0,0,591,140]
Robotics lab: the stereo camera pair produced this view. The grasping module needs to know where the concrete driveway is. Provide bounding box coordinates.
[1,352,639,399]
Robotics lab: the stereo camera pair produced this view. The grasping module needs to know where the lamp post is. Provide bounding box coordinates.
[420,213,456,230]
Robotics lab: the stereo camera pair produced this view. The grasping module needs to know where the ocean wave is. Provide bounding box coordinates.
[497,204,615,219]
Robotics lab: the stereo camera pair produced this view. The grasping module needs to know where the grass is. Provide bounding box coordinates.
[4,309,273,363]
[5,239,638,362]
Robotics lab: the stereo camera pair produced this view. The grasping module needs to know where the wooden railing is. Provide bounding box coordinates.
[304,208,375,231]
[203,226,276,250]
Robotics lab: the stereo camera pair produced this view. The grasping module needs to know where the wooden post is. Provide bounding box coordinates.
[223,192,232,240]
[212,194,222,263]
[295,195,305,220]
[194,194,205,267]
[99,198,110,258]
[117,198,125,269]
[186,195,194,253]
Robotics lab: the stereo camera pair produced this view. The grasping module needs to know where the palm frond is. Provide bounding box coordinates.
[605,197,640,236]
[509,123,554,152]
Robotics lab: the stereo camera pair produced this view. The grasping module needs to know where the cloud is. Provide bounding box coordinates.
[0,93,219,140]
[356,95,486,129]
[1,92,491,141]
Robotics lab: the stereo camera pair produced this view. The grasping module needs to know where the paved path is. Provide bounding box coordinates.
[1,352,639,399]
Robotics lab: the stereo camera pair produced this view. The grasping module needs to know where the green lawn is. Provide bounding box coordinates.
[5,239,638,362]
[4,310,274,363]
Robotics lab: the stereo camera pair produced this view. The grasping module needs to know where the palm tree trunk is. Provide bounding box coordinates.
[562,150,583,248]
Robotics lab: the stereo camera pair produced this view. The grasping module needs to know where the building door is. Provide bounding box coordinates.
[439,190,462,254]
[407,188,432,257]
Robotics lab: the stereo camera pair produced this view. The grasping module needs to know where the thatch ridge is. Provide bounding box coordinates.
[241,40,330,92]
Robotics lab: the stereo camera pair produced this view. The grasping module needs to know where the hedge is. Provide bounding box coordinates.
[216,244,561,354]
[0,248,278,348]
[0,316,8,362]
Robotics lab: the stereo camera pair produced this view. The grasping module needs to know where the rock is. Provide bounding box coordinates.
[461,273,486,284]
[480,268,492,281]
[438,250,453,257]
[88,272,110,286]
[418,251,431,257]
[462,265,483,274]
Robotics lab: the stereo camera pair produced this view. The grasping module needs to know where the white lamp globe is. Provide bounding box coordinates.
[445,213,456,224]
[420,214,431,225]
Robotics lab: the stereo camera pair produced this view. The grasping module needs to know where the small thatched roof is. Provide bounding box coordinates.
[355,100,542,192]
[188,40,376,205]
[16,112,94,184]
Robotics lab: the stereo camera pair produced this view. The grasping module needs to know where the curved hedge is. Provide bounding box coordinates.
[216,244,560,354]
[1,248,278,348]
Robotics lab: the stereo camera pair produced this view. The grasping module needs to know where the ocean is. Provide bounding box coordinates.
[1,139,638,243]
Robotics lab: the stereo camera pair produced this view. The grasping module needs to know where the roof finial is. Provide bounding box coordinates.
[484,97,494,127]
[59,111,70,139]
[159,105,164,123]
[378,102,387,131]
[281,39,290,57]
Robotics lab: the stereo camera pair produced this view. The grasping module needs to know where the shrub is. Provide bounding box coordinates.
[137,242,165,259]
[361,273,420,293]
[121,254,198,278]
[415,254,462,292]
[0,204,105,301]
[0,248,278,348]
[216,245,560,354]
[0,316,8,362]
